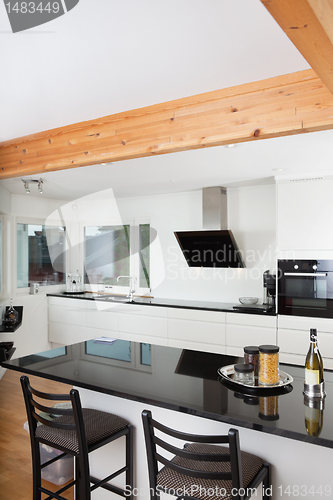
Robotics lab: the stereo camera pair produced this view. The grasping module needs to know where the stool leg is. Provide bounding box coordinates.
[78,451,91,500]
[74,456,80,500]
[262,462,271,500]
[32,444,41,500]
[126,425,134,500]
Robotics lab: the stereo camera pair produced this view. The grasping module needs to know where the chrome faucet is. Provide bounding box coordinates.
[117,275,136,302]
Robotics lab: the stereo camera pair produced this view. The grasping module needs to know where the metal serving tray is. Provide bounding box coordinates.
[217,364,293,395]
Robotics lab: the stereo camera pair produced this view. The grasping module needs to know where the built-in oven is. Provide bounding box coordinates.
[278,260,333,318]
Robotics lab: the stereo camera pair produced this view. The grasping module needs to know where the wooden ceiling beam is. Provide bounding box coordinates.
[261,0,333,94]
[1,69,333,179]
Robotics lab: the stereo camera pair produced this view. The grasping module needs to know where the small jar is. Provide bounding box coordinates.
[259,345,280,386]
[233,363,254,385]
[244,346,259,378]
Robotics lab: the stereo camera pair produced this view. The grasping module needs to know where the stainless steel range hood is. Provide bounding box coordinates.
[174,187,245,268]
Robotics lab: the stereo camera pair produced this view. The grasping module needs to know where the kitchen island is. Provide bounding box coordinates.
[3,339,332,499]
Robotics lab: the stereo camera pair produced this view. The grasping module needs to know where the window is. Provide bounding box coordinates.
[84,223,150,291]
[17,224,66,288]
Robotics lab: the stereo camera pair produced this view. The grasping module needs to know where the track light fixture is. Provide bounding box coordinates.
[21,178,44,194]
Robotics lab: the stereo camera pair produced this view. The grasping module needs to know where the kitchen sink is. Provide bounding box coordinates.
[94,295,133,303]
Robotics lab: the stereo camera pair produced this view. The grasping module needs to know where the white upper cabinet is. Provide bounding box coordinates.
[277,176,333,251]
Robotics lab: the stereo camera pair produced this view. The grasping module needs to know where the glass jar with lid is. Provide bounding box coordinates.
[233,363,254,385]
[259,345,280,386]
[244,346,259,378]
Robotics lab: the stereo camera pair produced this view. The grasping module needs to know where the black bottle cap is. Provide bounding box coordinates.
[259,345,280,354]
[244,346,259,354]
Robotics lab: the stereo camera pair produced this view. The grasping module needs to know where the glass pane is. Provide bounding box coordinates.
[84,225,130,286]
[38,347,67,358]
[17,224,66,288]
[139,224,150,288]
[86,339,131,362]
[140,343,151,366]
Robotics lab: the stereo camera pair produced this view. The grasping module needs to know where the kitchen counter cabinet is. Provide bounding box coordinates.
[118,304,168,346]
[277,176,333,251]
[225,313,277,356]
[48,297,94,346]
[278,315,333,369]
[48,296,277,356]
[86,300,119,332]
[168,308,226,353]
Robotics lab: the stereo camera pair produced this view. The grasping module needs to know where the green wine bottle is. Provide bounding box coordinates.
[305,329,324,385]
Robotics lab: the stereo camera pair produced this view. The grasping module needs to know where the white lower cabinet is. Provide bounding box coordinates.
[49,298,289,360]
[277,315,333,368]
[167,308,226,353]
[225,313,277,357]
[118,305,168,346]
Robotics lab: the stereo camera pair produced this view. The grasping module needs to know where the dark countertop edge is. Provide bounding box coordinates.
[46,294,277,316]
[3,362,330,450]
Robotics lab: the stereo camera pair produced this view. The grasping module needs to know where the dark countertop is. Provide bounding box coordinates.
[47,293,276,315]
[3,339,332,448]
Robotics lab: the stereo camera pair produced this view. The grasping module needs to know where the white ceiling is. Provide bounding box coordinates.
[2,0,332,201]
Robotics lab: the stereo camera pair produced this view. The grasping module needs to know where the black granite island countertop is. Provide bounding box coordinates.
[2,339,332,449]
[47,292,276,315]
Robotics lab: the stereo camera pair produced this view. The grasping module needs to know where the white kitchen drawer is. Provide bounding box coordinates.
[168,318,225,345]
[168,338,225,354]
[86,309,119,331]
[278,315,333,333]
[168,308,226,323]
[48,297,87,309]
[225,346,244,357]
[48,304,87,326]
[118,303,168,317]
[48,323,99,345]
[226,324,276,348]
[117,331,168,346]
[279,351,333,370]
[226,313,276,328]
[119,313,168,338]
[278,328,333,358]
[85,300,119,312]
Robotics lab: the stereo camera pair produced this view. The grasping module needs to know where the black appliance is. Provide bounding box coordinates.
[174,230,245,268]
[278,260,333,318]
[263,270,276,306]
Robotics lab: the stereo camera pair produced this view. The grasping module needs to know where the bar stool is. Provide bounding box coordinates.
[21,376,134,500]
[142,409,271,500]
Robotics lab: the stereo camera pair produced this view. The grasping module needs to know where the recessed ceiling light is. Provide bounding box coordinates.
[272,168,288,172]
[101,163,107,165]
[224,144,237,148]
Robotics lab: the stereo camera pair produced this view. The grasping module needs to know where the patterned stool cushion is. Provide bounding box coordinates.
[156,442,264,500]
[36,408,129,454]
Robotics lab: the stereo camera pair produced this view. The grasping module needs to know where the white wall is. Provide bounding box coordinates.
[0,184,11,214]
[117,184,276,303]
